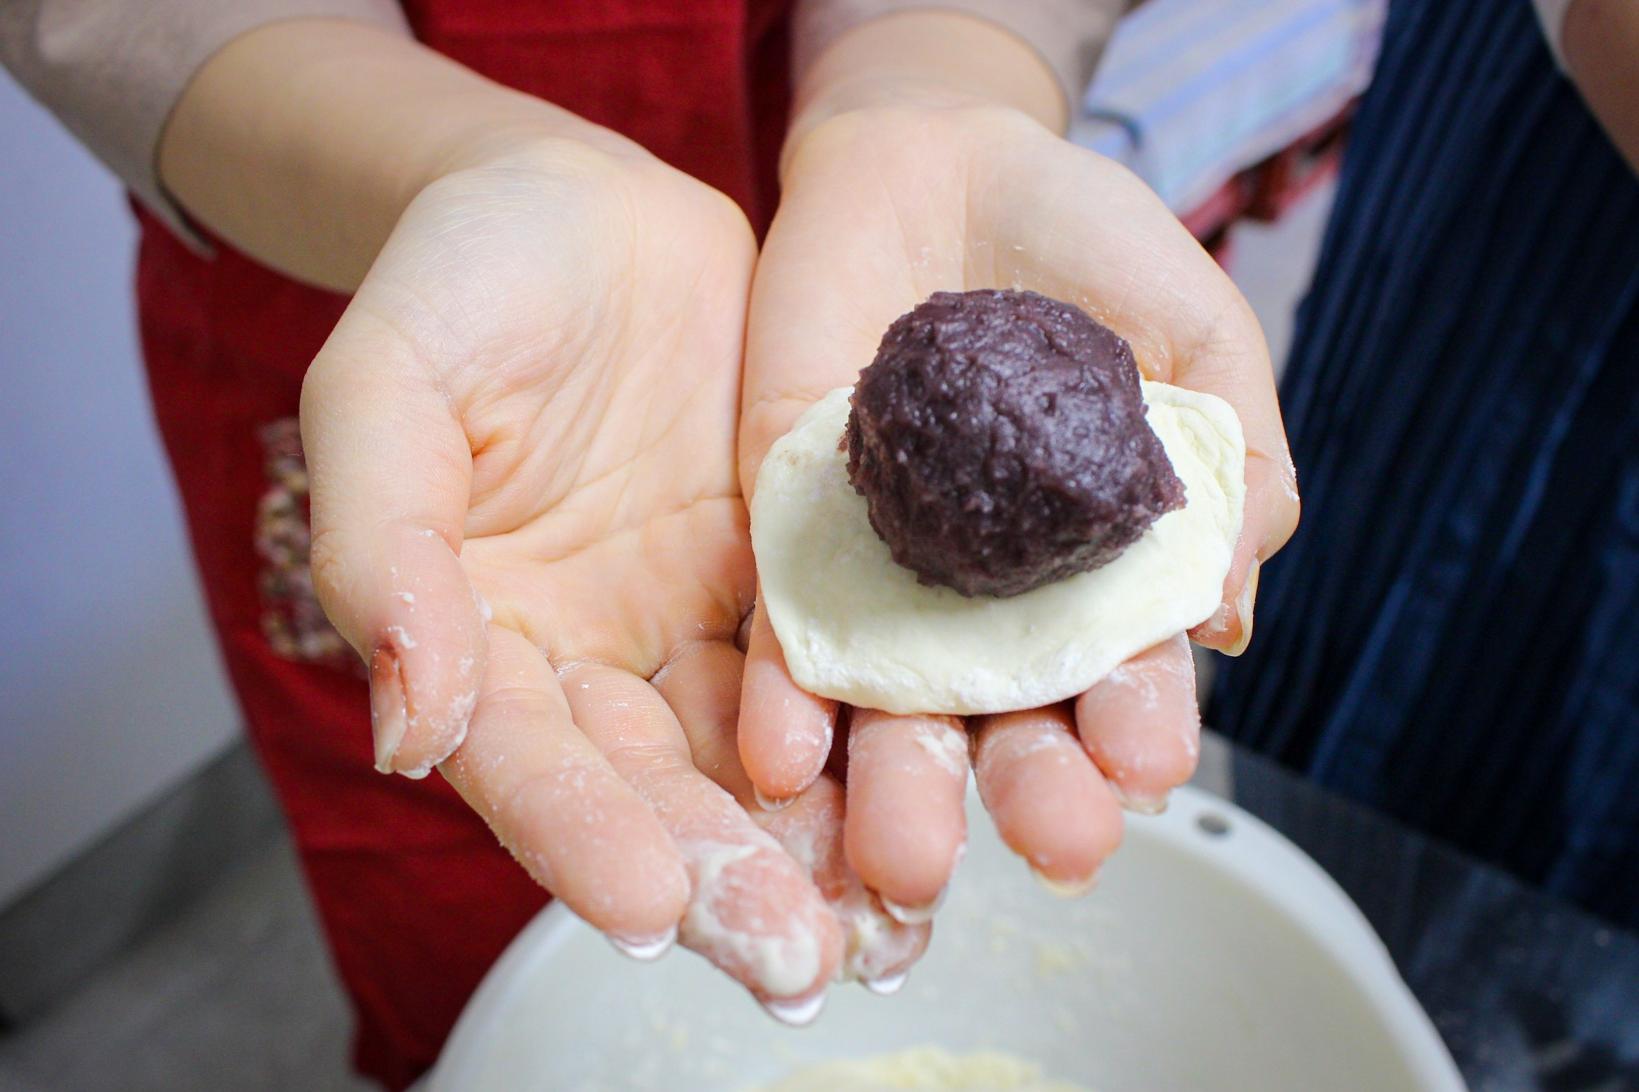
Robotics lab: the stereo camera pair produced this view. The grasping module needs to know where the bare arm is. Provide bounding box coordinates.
[156,19,634,291]
[0,5,641,290]
[787,9,1076,159]
[790,1,1128,151]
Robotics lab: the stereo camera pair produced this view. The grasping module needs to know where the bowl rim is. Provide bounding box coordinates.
[430,785,1467,1092]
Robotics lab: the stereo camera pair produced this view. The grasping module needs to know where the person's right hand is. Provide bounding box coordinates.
[300,136,925,1017]
[736,100,1299,923]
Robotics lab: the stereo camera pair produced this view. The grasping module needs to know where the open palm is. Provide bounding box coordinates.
[301,143,922,1012]
[739,106,1300,917]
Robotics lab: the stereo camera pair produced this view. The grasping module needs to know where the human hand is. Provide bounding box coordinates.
[737,102,1299,918]
[300,136,924,1016]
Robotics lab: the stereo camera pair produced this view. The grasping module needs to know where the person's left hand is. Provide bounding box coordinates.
[737,104,1299,920]
[300,136,925,1014]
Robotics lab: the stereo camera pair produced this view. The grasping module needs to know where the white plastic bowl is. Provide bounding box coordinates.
[431,786,1465,1091]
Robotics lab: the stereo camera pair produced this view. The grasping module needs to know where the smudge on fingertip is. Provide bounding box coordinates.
[609,923,678,962]
[1031,865,1099,898]
[862,970,908,995]
[761,991,826,1027]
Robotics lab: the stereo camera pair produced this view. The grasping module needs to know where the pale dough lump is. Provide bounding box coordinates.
[757,1046,1091,1091]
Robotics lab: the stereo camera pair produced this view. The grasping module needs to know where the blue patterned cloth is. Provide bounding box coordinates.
[1208,0,1639,928]
[1075,0,1386,211]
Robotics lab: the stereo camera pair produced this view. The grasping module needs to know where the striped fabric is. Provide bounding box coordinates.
[1209,0,1639,927]
[1073,0,1386,211]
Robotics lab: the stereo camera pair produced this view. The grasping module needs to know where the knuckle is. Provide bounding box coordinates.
[602,739,690,781]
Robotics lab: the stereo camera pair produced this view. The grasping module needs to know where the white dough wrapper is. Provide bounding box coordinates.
[751,381,1245,716]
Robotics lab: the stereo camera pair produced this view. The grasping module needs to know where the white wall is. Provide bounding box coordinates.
[0,75,239,907]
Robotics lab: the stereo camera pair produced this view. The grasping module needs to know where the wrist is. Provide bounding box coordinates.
[784,10,1067,177]
[158,19,642,290]
[407,76,646,193]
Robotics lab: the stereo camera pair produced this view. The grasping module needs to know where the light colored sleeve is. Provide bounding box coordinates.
[0,0,410,244]
[793,0,1129,109]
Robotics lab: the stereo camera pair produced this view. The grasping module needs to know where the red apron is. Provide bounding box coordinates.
[133,3,790,1086]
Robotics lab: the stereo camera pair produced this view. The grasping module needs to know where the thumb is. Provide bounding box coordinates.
[301,308,486,778]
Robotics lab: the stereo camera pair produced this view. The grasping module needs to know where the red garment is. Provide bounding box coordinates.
[134,3,790,1087]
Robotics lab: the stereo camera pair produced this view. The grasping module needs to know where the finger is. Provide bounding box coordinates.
[563,662,842,1016]
[1186,395,1295,656]
[1190,501,1269,656]
[845,710,970,920]
[302,309,485,777]
[652,638,755,803]
[761,776,931,990]
[988,146,1299,649]
[440,626,689,943]
[1074,633,1201,814]
[973,707,1122,894]
[737,601,839,807]
[657,641,931,988]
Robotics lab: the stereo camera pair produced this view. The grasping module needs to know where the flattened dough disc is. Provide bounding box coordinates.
[751,382,1245,716]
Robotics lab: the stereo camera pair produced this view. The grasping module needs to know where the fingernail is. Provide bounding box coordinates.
[881,888,945,925]
[1031,866,1100,898]
[397,712,472,781]
[754,786,793,812]
[1224,559,1260,658]
[762,990,827,1027]
[1111,783,1170,815]
[370,647,407,775]
[608,923,677,962]
[862,970,908,996]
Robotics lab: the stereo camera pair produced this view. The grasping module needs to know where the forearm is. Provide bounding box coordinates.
[786,4,1124,169]
[158,19,633,291]
[1562,0,1639,174]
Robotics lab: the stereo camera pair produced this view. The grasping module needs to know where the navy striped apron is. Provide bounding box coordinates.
[1208,0,1639,927]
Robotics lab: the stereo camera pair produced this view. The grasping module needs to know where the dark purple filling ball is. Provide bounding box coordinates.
[845,289,1186,598]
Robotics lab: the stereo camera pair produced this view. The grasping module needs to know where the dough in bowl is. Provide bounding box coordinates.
[758,1046,1091,1091]
[751,381,1244,716]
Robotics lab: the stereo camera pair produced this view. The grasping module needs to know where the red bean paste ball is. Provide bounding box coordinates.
[845,289,1186,598]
